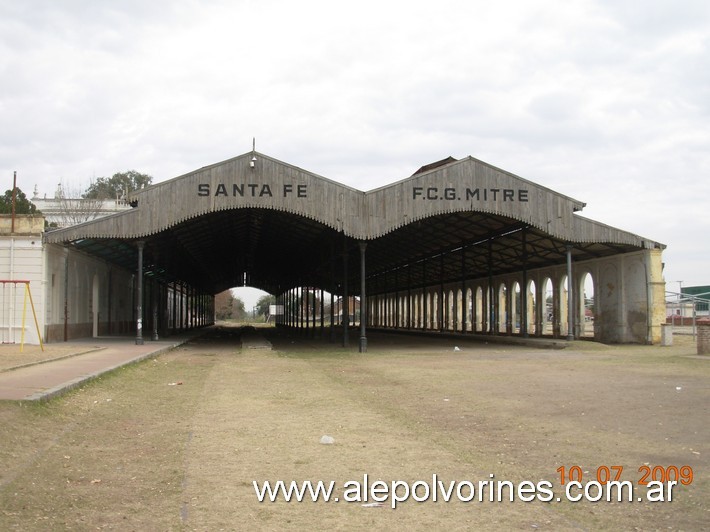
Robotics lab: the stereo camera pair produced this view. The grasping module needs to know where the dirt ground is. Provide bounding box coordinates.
[0,325,707,530]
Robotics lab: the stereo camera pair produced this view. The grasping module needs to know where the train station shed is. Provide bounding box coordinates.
[34,151,666,347]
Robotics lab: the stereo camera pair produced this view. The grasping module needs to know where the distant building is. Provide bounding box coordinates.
[682,286,710,313]
[666,285,710,323]
[30,184,131,229]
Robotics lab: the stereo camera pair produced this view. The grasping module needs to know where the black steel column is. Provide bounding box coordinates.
[135,240,144,345]
[329,286,335,342]
[407,263,412,330]
[107,269,113,335]
[521,228,529,337]
[171,283,176,334]
[305,287,310,336]
[422,259,427,330]
[383,271,388,327]
[439,253,444,332]
[330,244,336,342]
[395,268,399,329]
[567,245,574,341]
[152,279,159,341]
[461,246,467,333]
[359,241,367,353]
[300,286,304,333]
[287,289,291,328]
[342,235,349,347]
[488,237,495,334]
[311,288,316,338]
[320,287,324,336]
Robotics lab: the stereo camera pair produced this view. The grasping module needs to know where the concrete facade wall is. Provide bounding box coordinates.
[3,240,666,345]
[0,233,45,345]
[43,244,136,342]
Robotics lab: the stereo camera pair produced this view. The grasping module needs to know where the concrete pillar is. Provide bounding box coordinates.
[660,323,673,346]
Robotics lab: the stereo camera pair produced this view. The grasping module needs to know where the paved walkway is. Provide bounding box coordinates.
[0,333,200,402]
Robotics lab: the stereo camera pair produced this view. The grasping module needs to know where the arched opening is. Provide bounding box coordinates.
[475,286,484,332]
[448,289,455,330]
[512,281,521,334]
[543,277,554,336]
[560,276,569,337]
[498,283,507,334]
[581,272,595,338]
[413,293,420,328]
[527,280,537,335]
[401,294,406,329]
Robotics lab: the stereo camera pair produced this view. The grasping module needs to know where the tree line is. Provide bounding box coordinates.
[215,292,276,321]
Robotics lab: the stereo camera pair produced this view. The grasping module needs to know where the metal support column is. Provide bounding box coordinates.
[171,283,176,334]
[342,235,349,347]
[567,245,574,341]
[407,263,412,330]
[439,253,445,332]
[152,279,159,341]
[305,287,310,336]
[394,268,399,329]
[300,285,304,333]
[383,271,388,327]
[330,243,336,342]
[359,241,367,352]
[311,288,316,338]
[521,228,529,337]
[461,246,466,333]
[422,259,427,330]
[488,237,495,334]
[135,240,144,345]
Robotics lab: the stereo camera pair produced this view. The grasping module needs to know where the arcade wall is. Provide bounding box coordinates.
[43,243,136,342]
[365,248,666,344]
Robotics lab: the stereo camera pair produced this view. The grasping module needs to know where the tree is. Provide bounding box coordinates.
[0,187,41,215]
[53,181,106,227]
[256,294,276,318]
[83,170,153,200]
[214,290,246,321]
[232,296,246,321]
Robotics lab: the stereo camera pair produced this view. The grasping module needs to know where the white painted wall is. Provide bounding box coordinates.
[0,226,45,345]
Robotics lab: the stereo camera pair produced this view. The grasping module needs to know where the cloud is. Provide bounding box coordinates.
[1,0,709,286]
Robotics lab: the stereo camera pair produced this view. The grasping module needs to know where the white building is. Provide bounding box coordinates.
[0,215,44,344]
[31,184,131,229]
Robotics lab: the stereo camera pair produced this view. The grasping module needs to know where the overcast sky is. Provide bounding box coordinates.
[2,0,708,296]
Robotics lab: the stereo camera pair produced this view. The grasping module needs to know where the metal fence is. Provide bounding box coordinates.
[665,290,710,338]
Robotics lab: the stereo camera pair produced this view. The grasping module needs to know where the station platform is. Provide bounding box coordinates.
[0,333,200,401]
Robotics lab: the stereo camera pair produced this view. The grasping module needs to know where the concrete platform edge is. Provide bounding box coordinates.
[0,347,106,374]
[20,337,194,403]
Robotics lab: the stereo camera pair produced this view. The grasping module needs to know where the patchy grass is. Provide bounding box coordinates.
[0,326,708,530]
